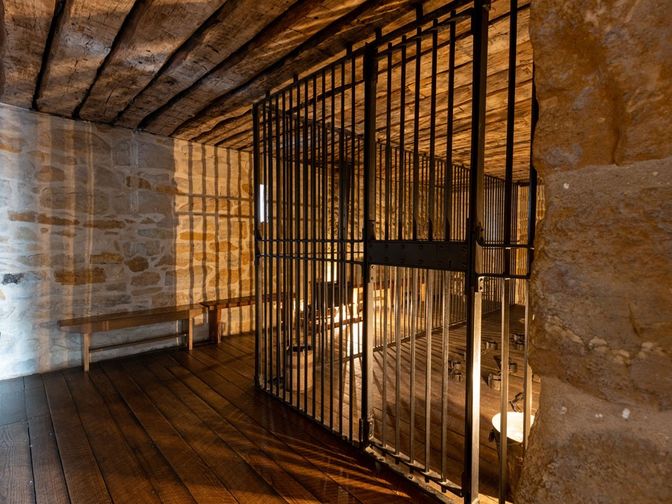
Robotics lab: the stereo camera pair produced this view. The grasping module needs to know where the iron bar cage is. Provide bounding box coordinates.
[252,0,542,502]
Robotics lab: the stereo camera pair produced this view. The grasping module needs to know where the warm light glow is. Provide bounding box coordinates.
[492,412,535,443]
[259,184,266,223]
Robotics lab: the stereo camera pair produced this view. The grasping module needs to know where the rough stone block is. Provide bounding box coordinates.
[54,267,106,285]
[131,271,161,287]
[125,256,149,272]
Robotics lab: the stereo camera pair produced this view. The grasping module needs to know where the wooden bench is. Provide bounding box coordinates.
[59,304,205,371]
[201,295,256,344]
[202,293,291,344]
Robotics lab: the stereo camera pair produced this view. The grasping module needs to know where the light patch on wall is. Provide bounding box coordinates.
[259,184,266,223]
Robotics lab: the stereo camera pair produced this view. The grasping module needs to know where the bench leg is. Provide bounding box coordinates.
[82,332,91,372]
[207,307,215,343]
[185,318,194,351]
[208,307,222,345]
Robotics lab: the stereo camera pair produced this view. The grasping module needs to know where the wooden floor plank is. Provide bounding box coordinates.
[152,352,349,504]
[176,349,431,504]
[101,362,237,504]
[170,351,367,504]
[0,388,27,426]
[26,416,69,504]
[0,333,465,504]
[63,371,161,504]
[0,376,23,394]
[87,368,197,504]
[0,422,35,504]
[24,374,69,504]
[147,354,322,504]
[119,358,287,504]
[42,373,112,504]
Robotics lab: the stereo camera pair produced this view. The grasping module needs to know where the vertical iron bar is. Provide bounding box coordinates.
[338,59,346,435]
[428,19,438,241]
[385,43,393,241]
[411,19,421,241]
[282,91,288,403]
[398,37,407,240]
[252,104,262,388]
[274,95,281,397]
[265,99,273,391]
[362,43,377,446]
[409,267,418,465]
[443,7,456,241]
[499,279,510,503]
[349,52,356,443]
[261,102,268,389]
[441,271,451,479]
[303,80,309,413]
[394,266,402,454]
[294,77,302,410]
[464,2,489,502]
[424,270,434,472]
[312,75,318,418]
[330,64,336,430]
[321,69,327,424]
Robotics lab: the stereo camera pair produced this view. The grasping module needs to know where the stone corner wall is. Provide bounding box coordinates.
[518,1,672,502]
[0,103,254,380]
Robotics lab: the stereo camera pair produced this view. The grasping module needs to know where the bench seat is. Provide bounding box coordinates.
[59,304,205,371]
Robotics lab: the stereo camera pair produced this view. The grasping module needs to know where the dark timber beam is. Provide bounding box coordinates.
[148,0,416,139]
[116,0,297,129]
[0,0,57,108]
[78,0,228,123]
[181,3,531,142]
[35,0,137,116]
[137,0,375,136]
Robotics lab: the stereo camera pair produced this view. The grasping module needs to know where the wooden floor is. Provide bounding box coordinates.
[0,335,443,504]
[257,305,538,503]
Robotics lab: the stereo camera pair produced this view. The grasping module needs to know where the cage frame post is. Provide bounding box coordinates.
[361,42,378,446]
[252,103,262,389]
[464,0,490,502]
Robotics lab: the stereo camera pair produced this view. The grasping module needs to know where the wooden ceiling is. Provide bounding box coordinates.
[0,0,532,178]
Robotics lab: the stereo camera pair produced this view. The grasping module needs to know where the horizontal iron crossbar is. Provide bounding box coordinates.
[366,240,468,271]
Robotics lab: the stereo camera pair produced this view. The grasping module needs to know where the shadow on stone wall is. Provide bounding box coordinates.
[0,103,253,379]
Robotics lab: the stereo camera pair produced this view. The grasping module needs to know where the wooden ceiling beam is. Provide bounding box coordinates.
[137,0,378,136]
[78,0,229,123]
[0,0,58,108]
[192,108,251,144]
[35,0,138,117]
[182,0,528,143]
[202,7,530,149]
[150,0,416,139]
[115,0,297,130]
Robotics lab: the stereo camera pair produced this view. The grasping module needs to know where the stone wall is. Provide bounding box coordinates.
[0,103,254,380]
[518,1,672,502]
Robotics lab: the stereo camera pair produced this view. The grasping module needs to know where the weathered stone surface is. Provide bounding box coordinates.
[529,162,672,408]
[126,256,149,272]
[519,377,672,504]
[35,166,66,182]
[90,253,124,264]
[8,211,37,222]
[0,102,253,379]
[84,219,126,230]
[519,1,672,502]
[54,267,106,285]
[36,214,80,226]
[532,0,672,171]
[131,271,161,287]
